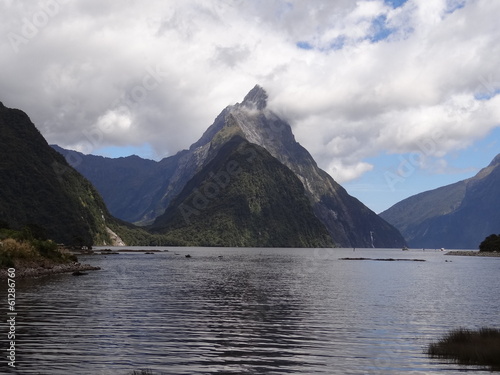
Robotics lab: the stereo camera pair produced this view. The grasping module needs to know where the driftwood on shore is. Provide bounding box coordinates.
[0,262,101,279]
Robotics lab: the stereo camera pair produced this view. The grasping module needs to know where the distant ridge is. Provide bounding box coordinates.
[380,153,500,249]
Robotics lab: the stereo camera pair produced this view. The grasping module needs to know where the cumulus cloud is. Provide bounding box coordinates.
[0,0,499,182]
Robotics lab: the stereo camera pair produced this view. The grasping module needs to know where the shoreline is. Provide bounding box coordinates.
[71,248,165,255]
[445,251,500,257]
[0,262,101,279]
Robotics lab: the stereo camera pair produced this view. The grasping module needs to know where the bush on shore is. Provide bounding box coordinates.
[0,227,77,268]
[427,327,500,370]
[479,234,500,252]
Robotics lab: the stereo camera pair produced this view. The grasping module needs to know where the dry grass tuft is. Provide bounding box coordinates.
[427,327,500,370]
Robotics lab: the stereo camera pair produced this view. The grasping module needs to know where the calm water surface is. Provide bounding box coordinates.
[2,248,500,374]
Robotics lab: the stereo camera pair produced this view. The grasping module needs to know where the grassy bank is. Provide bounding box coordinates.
[427,328,500,370]
[0,237,77,269]
[0,228,101,278]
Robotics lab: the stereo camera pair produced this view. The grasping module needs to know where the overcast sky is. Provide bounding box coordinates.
[1,0,499,212]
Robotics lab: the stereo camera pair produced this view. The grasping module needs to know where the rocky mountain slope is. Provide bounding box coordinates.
[0,102,115,245]
[55,86,405,248]
[151,136,334,247]
[0,101,147,246]
[380,154,500,249]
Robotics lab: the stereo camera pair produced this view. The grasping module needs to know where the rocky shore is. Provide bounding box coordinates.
[445,251,500,257]
[0,262,101,279]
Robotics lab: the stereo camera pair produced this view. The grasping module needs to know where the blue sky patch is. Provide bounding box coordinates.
[94,144,157,160]
[329,36,346,51]
[369,15,394,42]
[384,0,409,8]
[344,128,500,213]
[445,0,467,14]
[475,88,500,101]
[296,41,314,50]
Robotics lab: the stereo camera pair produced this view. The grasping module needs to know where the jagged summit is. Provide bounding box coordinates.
[190,85,273,151]
[184,85,406,247]
[241,85,268,110]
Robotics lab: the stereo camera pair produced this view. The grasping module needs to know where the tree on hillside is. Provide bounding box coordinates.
[479,234,500,252]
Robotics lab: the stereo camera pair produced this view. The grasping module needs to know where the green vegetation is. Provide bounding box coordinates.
[0,102,114,246]
[479,234,500,252]
[0,226,77,268]
[0,101,169,247]
[427,328,500,371]
[151,136,334,247]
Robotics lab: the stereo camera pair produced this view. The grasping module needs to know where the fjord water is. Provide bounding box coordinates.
[3,248,500,374]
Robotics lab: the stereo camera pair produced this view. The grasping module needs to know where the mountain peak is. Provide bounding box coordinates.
[241,85,268,110]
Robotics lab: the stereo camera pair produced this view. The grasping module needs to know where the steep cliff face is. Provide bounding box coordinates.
[182,85,405,247]
[0,102,113,245]
[380,154,500,249]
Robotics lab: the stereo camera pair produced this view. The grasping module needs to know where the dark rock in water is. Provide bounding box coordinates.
[185,254,191,258]
[100,250,119,255]
[72,270,88,276]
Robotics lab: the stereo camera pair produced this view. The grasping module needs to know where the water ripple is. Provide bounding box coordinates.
[1,248,499,374]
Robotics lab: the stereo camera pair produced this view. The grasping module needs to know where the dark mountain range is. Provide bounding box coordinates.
[50,145,183,223]
[380,154,500,249]
[0,101,123,246]
[55,86,405,248]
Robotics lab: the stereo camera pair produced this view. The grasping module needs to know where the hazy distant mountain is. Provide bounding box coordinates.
[50,145,183,223]
[0,102,121,246]
[380,154,500,249]
[56,86,405,248]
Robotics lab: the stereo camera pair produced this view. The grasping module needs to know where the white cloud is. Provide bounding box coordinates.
[0,0,499,181]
